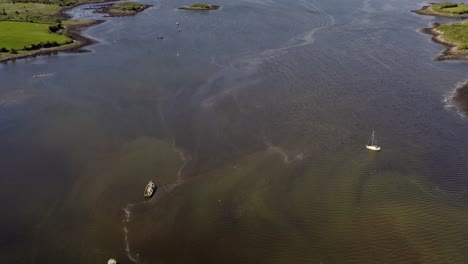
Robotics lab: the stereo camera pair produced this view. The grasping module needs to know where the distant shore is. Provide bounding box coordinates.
[0,1,150,63]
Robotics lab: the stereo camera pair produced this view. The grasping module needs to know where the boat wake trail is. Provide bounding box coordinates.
[123,203,138,263]
[121,145,191,263]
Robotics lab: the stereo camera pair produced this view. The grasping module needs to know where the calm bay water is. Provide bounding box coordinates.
[1,0,468,263]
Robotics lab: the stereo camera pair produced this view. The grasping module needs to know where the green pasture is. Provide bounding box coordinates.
[0,2,60,23]
[0,21,70,50]
[438,21,468,50]
[431,2,468,15]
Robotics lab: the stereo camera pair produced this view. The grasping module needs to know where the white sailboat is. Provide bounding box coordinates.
[366,130,381,151]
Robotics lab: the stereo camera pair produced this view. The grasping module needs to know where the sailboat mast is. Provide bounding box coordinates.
[372,130,375,146]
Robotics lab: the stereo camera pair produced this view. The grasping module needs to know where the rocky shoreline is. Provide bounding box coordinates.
[420,23,468,61]
[450,81,468,117]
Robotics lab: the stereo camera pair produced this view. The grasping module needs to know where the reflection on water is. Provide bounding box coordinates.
[1,0,468,262]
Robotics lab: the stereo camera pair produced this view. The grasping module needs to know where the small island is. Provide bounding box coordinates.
[178,3,220,10]
[95,2,152,17]
[413,2,468,18]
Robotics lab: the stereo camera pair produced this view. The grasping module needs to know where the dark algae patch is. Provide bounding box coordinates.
[451,81,468,116]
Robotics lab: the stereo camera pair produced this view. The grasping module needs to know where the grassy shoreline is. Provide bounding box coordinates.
[415,3,468,61]
[420,23,468,61]
[0,0,150,63]
[0,19,103,63]
[414,4,468,116]
[413,3,468,18]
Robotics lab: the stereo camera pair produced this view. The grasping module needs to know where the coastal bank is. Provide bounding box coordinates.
[415,3,468,60]
[0,0,151,63]
[415,3,468,117]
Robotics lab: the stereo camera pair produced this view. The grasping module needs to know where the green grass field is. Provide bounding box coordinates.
[0,21,71,50]
[431,2,468,15]
[438,22,468,50]
[0,2,61,23]
[0,0,77,7]
[189,3,211,8]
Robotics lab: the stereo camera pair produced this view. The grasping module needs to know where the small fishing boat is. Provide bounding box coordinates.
[144,181,156,198]
[366,130,381,151]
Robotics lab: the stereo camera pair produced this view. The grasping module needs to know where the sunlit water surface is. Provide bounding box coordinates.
[1,0,468,263]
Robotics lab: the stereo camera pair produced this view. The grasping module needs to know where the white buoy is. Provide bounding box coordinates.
[107,258,117,264]
[176,22,180,25]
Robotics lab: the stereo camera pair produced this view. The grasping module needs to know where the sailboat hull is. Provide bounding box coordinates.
[366,145,381,151]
